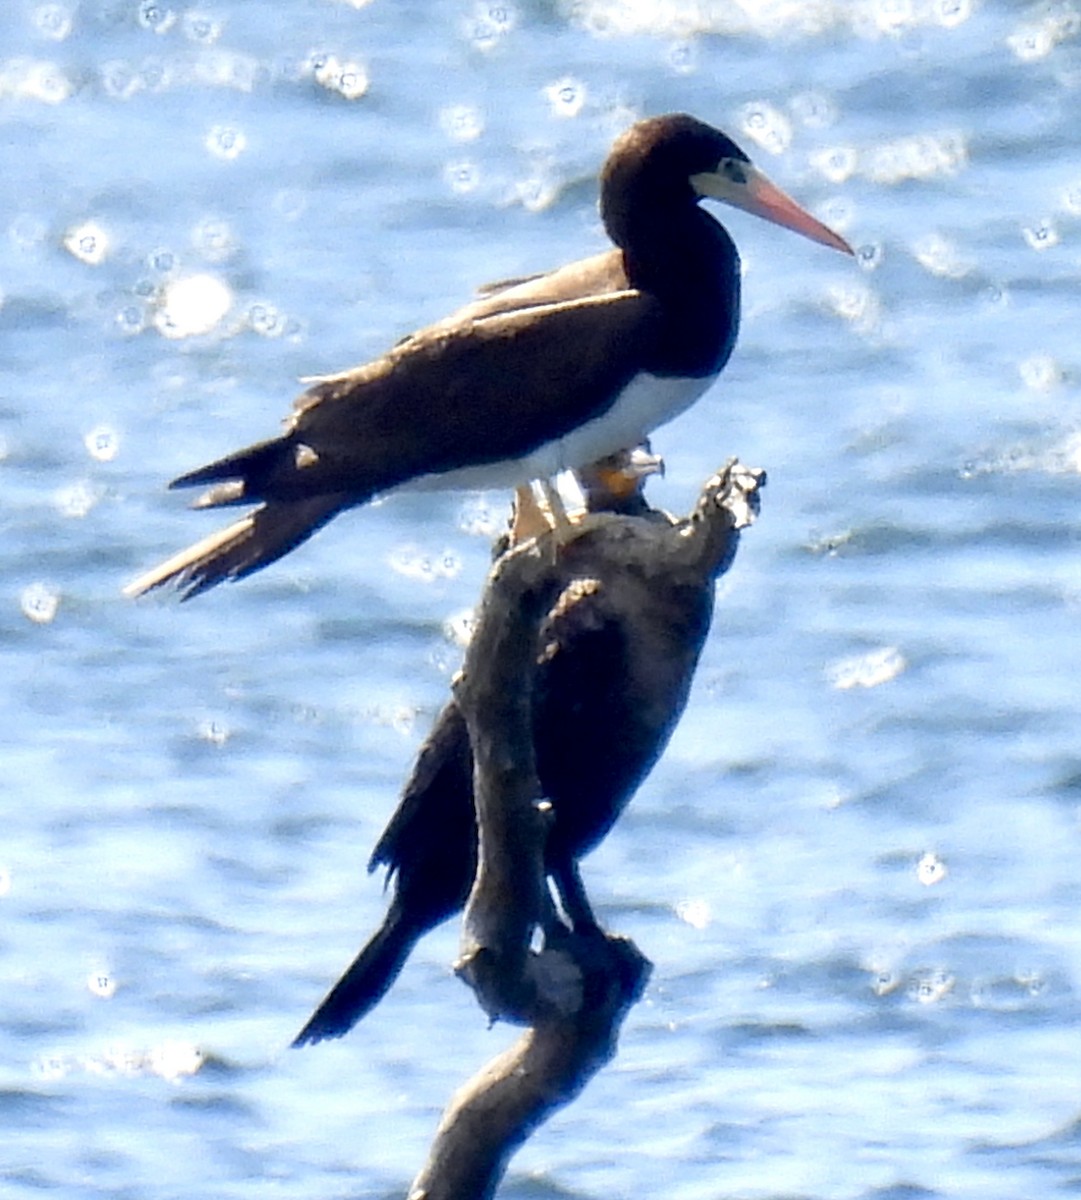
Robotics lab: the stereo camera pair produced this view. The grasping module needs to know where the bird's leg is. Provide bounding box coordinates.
[550,861,602,935]
[510,479,576,552]
[510,484,554,545]
[540,880,573,941]
[538,478,575,542]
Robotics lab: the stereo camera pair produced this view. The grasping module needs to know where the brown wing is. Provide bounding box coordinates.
[166,249,653,507]
[283,283,663,496]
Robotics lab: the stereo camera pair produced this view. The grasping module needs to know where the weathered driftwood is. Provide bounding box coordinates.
[408,460,765,1200]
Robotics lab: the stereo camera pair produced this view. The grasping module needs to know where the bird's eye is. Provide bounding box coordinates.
[719,158,747,185]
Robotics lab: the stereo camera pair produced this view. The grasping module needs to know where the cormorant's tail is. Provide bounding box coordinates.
[123,493,349,601]
[291,911,421,1047]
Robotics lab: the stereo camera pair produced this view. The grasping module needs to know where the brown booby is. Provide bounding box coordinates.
[124,113,848,600]
[291,455,765,1045]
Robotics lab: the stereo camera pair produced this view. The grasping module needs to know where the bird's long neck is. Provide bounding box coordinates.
[616,205,741,379]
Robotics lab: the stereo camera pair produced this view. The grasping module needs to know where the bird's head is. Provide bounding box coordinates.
[602,113,853,257]
[576,443,665,514]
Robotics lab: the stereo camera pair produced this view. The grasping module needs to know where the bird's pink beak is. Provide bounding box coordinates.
[693,160,854,256]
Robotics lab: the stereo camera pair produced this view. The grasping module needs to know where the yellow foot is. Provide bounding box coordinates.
[538,479,575,544]
[510,484,554,547]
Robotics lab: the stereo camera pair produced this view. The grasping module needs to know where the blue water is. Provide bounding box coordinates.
[3,0,1081,1195]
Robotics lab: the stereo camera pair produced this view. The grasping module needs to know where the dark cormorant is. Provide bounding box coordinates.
[292,455,764,1046]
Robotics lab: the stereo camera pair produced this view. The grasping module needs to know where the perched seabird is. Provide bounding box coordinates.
[125,113,847,599]
[291,456,765,1046]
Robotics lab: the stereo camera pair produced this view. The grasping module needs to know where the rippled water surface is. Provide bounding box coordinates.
[3,0,1081,1196]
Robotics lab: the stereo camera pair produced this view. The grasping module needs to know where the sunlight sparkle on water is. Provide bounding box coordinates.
[445,160,481,195]
[87,970,117,999]
[198,719,230,746]
[99,60,142,100]
[389,545,462,582]
[916,852,948,886]
[21,583,60,624]
[0,58,73,103]
[84,425,119,462]
[871,968,902,997]
[206,124,246,160]
[247,301,290,337]
[116,304,146,335]
[544,76,586,118]
[1018,354,1062,391]
[34,1041,204,1082]
[1007,21,1061,61]
[739,100,792,155]
[457,496,503,538]
[665,39,698,74]
[147,1041,205,1081]
[314,55,370,100]
[137,1,176,33]
[934,0,972,28]
[873,0,916,35]
[675,898,712,930]
[153,273,233,339]
[789,90,838,128]
[33,4,73,40]
[912,231,970,278]
[63,221,109,265]
[55,480,102,518]
[443,608,476,647]
[911,968,955,1004]
[826,646,906,689]
[812,146,858,183]
[1021,219,1059,251]
[514,173,561,212]
[468,2,517,49]
[863,131,967,184]
[825,280,881,335]
[183,11,223,43]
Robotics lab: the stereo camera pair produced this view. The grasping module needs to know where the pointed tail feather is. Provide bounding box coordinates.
[169,435,288,491]
[123,493,349,601]
[292,912,422,1047]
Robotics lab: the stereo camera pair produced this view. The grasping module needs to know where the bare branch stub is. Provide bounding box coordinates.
[409,935,650,1200]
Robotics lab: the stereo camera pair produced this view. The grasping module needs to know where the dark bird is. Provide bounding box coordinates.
[291,456,765,1046]
[125,113,848,600]
[576,443,667,519]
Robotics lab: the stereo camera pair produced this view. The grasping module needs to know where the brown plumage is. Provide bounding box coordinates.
[124,114,848,600]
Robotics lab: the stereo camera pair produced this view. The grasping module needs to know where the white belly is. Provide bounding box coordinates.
[408,372,714,492]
